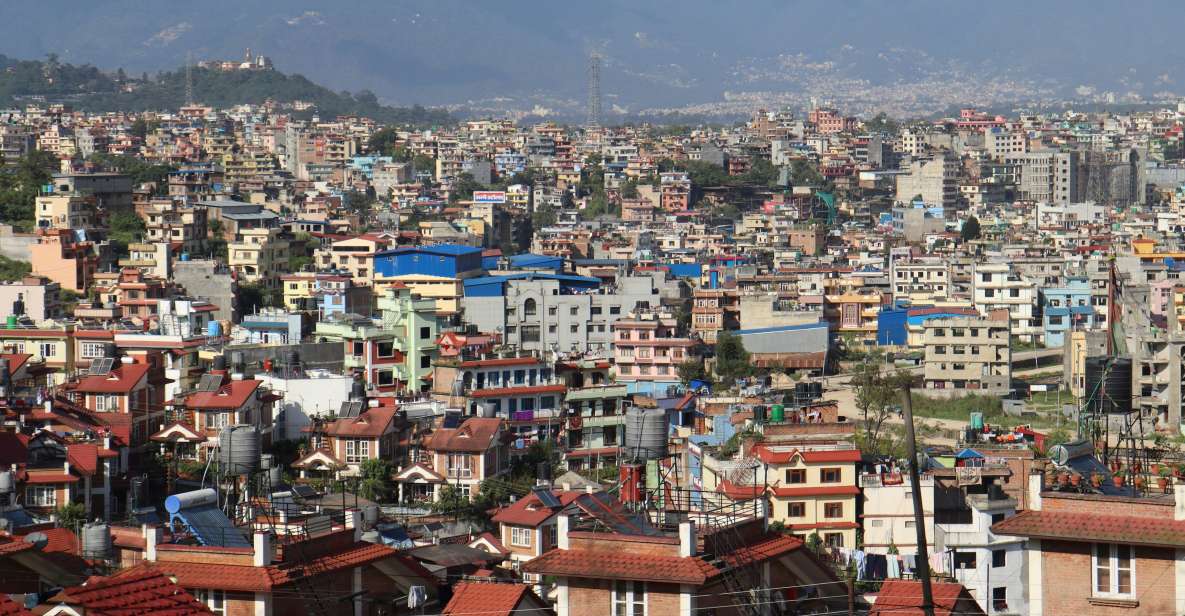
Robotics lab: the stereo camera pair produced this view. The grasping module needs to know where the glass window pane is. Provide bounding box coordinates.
[1096,565,1110,592]
[1117,570,1131,594]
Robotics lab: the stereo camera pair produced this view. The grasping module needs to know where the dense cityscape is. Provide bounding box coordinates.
[1,16,1185,616]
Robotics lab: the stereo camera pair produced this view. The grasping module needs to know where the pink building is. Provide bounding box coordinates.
[29,229,99,293]
[612,311,697,395]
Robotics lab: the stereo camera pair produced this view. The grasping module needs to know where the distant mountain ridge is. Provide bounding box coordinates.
[0,54,451,126]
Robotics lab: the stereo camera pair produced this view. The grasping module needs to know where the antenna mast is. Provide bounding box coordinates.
[185,52,194,106]
[585,52,602,129]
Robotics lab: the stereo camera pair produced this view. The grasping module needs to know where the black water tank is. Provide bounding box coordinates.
[1084,356,1133,415]
[212,355,227,371]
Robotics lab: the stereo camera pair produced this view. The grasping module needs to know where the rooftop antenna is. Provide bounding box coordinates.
[585,52,602,130]
[185,51,194,107]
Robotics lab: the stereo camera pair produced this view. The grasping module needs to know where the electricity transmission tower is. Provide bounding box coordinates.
[585,52,602,129]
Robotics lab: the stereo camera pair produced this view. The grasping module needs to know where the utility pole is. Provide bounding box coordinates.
[900,384,936,616]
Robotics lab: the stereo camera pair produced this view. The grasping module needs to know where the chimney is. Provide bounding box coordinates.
[678,521,696,557]
[556,514,570,550]
[253,532,273,566]
[1028,470,1044,512]
[144,525,161,561]
[345,509,363,541]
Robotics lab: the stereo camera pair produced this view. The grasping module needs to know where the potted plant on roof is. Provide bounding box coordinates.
[1135,474,1146,491]
[1113,473,1125,488]
[1159,466,1172,492]
[1057,470,1070,487]
[1090,472,1104,489]
[1069,472,1082,487]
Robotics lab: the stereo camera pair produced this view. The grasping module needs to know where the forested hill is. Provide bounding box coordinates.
[0,54,451,127]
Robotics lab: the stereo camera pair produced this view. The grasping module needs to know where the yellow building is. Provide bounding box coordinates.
[704,443,861,549]
[228,227,290,288]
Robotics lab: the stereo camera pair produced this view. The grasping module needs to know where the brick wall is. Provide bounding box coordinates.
[1040,539,1176,616]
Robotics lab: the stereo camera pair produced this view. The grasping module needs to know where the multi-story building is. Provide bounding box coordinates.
[972,262,1039,341]
[935,489,1026,616]
[421,417,507,501]
[1041,277,1098,348]
[859,470,936,556]
[562,383,628,471]
[462,274,666,354]
[612,310,697,395]
[373,244,484,319]
[315,285,438,394]
[227,227,291,288]
[143,199,208,255]
[890,258,953,304]
[29,229,99,293]
[35,193,101,232]
[922,313,1012,396]
[690,288,739,344]
[895,153,959,209]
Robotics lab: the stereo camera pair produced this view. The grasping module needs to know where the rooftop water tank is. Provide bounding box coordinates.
[0,471,14,495]
[219,425,261,475]
[81,521,112,560]
[165,488,219,515]
[623,407,668,461]
[207,321,222,338]
[1048,440,1096,467]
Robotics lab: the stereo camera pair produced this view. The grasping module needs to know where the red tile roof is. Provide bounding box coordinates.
[869,580,983,616]
[720,532,803,568]
[144,541,400,592]
[71,363,151,394]
[425,417,502,452]
[716,479,766,500]
[753,445,862,465]
[0,432,29,466]
[184,380,262,410]
[50,566,212,616]
[769,485,860,498]
[0,595,32,616]
[469,384,567,399]
[67,443,101,476]
[22,472,80,484]
[492,491,583,527]
[991,509,1185,547]
[443,582,540,616]
[522,548,717,584]
[0,354,31,376]
[325,406,399,438]
[0,537,36,557]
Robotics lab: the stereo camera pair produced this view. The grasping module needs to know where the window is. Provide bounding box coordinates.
[377,370,395,386]
[1093,544,1134,598]
[787,502,805,517]
[94,394,119,412]
[823,502,843,518]
[39,342,56,358]
[603,426,617,446]
[345,439,370,463]
[953,551,977,570]
[524,298,537,317]
[991,512,1006,525]
[869,519,883,527]
[820,468,842,483]
[25,486,55,507]
[570,307,579,316]
[612,580,645,616]
[352,341,364,357]
[824,533,844,548]
[992,587,1007,612]
[376,341,394,357]
[447,453,473,479]
[420,354,431,369]
[510,527,532,547]
[610,306,621,315]
[207,411,230,429]
[992,549,1006,568]
[80,342,108,358]
[195,590,226,616]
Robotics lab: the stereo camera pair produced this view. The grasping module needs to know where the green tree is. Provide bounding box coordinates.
[713,331,753,385]
[685,160,730,188]
[55,502,86,529]
[355,459,394,502]
[961,215,982,242]
[0,256,31,281]
[864,112,901,135]
[449,172,484,203]
[850,362,913,456]
[621,179,640,199]
[531,202,557,229]
[677,359,708,385]
[788,159,823,187]
[742,158,779,187]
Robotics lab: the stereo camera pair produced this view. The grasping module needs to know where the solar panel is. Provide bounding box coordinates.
[532,486,562,509]
[171,504,252,548]
[197,374,223,392]
[304,515,333,536]
[291,485,318,500]
[89,358,114,376]
[339,401,364,418]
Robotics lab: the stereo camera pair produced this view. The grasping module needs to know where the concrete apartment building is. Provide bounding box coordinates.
[895,153,959,208]
[462,275,666,354]
[612,310,697,395]
[36,193,100,232]
[859,471,936,556]
[972,262,1040,341]
[922,312,1012,396]
[143,199,209,255]
[890,258,953,304]
[228,227,291,288]
[936,490,1026,616]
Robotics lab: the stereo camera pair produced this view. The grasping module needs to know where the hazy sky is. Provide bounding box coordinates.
[4,1,1183,110]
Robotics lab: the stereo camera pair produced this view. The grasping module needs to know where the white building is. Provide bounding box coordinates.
[255,369,355,440]
[934,490,1026,616]
[971,262,1039,341]
[859,471,935,556]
